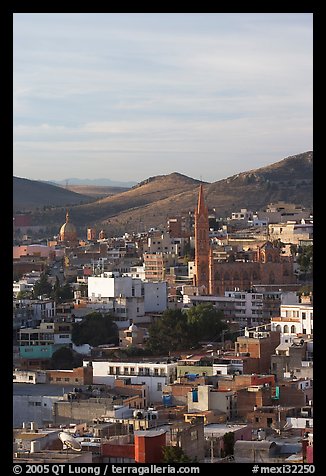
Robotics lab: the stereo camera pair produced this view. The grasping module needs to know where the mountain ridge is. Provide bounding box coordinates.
[15,151,313,235]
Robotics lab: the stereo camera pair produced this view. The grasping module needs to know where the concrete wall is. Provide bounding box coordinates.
[13,395,58,428]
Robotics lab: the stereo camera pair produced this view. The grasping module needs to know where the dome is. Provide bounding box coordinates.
[59,211,77,242]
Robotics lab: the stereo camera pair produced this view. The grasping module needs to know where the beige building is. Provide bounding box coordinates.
[119,322,148,348]
[187,385,237,420]
[268,221,313,245]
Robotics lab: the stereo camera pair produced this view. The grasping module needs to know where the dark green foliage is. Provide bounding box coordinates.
[72,312,118,347]
[146,304,227,354]
[161,446,194,463]
[223,431,235,456]
[146,309,190,354]
[49,346,83,370]
[32,272,53,298]
[51,278,74,303]
[297,245,313,277]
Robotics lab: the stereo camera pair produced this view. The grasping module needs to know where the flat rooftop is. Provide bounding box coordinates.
[13,383,86,396]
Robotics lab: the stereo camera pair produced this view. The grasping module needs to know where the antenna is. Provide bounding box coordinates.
[58,432,82,452]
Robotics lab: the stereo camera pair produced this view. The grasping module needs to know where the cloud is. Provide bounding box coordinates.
[13,13,313,182]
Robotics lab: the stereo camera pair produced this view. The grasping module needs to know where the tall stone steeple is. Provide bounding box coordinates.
[194,184,210,292]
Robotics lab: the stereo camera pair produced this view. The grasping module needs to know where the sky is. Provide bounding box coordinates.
[13,13,313,184]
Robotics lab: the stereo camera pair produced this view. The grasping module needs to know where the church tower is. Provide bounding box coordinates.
[194,185,210,292]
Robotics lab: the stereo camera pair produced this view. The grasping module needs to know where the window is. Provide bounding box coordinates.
[64,378,70,382]
[157,382,162,391]
[56,377,61,382]
[302,312,306,319]
[28,375,33,381]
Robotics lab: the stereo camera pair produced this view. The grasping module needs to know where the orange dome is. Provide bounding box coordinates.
[59,210,77,242]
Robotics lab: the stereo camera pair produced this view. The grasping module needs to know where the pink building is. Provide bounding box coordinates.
[13,245,51,259]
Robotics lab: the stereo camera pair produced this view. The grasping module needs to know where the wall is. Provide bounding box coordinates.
[19,345,54,359]
[135,431,166,463]
[13,370,47,384]
[144,281,167,312]
[13,395,58,428]
[236,387,272,418]
[101,442,135,461]
[47,366,93,385]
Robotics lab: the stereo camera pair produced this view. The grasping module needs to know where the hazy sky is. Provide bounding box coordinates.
[13,13,313,183]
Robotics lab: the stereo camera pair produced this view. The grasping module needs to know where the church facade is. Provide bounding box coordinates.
[193,186,295,296]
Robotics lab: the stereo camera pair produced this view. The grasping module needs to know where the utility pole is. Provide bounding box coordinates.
[277,404,281,435]
[210,437,214,463]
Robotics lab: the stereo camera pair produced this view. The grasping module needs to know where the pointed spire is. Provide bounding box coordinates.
[66,209,69,223]
[197,184,207,214]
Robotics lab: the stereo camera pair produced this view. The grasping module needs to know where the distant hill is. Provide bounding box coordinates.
[13,176,94,212]
[52,178,137,187]
[30,172,205,227]
[61,185,130,198]
[27,151,313,235]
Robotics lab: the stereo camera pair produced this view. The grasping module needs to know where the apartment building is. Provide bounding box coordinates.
[83,359,177,404]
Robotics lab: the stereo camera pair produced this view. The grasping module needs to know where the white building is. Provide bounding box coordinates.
[231,209,253,221]
[83,360,177,404]
[88,274,167,314]
[127,266,146,280]
[182,290,298,328]
[13,369,47,384]
[271,304,313,336]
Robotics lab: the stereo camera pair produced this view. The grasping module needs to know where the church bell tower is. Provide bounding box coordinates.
[194,185,210,292]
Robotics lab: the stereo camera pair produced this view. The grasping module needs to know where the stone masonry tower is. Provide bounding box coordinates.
[194,184,210,292]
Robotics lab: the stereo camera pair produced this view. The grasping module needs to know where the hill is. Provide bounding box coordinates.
[13,176,94,212]
[62,185,130,198]
[27,151,313,235]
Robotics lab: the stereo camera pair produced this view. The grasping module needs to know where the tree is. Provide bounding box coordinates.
[146,305,228,354]
[161,446,194,463]
[223,431,235,456]
[185,304,227,346]
[16,290,33,299]
[72,312,118,347]
[32,272,53,298]
[146,309,191,354]
[49,346,83,370]
[59,282,74,302]
[296,245,313,279]
[51,279,73,303]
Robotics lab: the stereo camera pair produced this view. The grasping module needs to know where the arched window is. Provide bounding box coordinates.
[291,325,296,333]
[276,325,281,332]
[283,325,289,333]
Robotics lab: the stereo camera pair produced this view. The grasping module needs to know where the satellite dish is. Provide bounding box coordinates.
[58,432,82,452]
